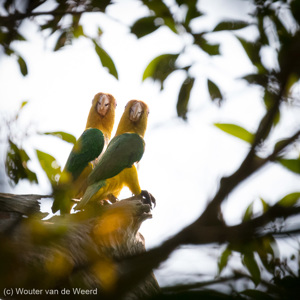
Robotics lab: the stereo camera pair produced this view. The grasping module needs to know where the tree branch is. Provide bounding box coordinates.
[112,128,300,298]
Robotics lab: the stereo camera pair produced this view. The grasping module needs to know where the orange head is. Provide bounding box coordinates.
[115,100,149,137]
[85,92,117,141]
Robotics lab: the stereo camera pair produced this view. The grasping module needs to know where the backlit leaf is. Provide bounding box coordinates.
[218,246,232,274]
[141,0,177,33]
[54,31,68,51]
[277,192,300,207]
[213,20,249,31]
[73,25,84,38]
[208,79,223,104]
[243,201,254,222]
[131,16,160,38]
[93,40,118,79]
[176,77,195,120]
[237,36,265,73]
[17,55,28,76]
[214,123,254,143]
[256,236,278,274]
[184,3,203,26]
[194,35,220,56]
[15,100,29,120]
[40,131,76,145]
[277,158,300,174]
[242,252,261,286]
[5,140,38,185]
[142,53,179,89]
[36,150,61,184]
[20,101,28,109]
[242,73,268,86]
[260,198,269,213]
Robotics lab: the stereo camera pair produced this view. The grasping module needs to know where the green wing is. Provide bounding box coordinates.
[88,133,145,185]
[52,128,104,214]
[64,128,105,180]
[74,133,145,210]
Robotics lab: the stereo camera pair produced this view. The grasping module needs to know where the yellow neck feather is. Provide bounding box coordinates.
[115,113,147,137]
[85,107,115,141]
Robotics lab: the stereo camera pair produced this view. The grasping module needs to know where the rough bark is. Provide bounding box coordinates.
[0,194,160,300]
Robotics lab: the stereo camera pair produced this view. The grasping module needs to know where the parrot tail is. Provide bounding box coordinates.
[74,180,106,210]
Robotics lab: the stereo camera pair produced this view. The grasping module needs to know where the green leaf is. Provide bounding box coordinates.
[131,16,160,38]
[54,31,68,51]
[277,192,300,207]
[237,37,265,73]
[242,252,261,286]
[55,31,70,50]
[218,246,232,274]
[243,201,254,222]
[142,53,179,89]
[277,158,300,174]
[93,40,118,80]
[285,73,299,95]
[193,34,220,56]
[73,25,84,38]
[213,20,250,31]
[5,140,38,185]
[214,123,254,144]
[20,100,28,109]
[91,0,111,11]
[176,77,195,120]
[141,0,177,33]
[184,4,203,27]
[256,236,278,274]
[40,131,76,145]
[207,79,223,104]
[260,198,269,213]
[36,150,61,184]
[15,100,29,120]
[17,55,28,76]
[242,73,268,86]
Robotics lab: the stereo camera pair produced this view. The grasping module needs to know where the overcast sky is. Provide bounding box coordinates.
[1,0,300,286]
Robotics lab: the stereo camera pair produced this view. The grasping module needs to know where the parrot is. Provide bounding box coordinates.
[74,100,154,210]
[51,92,117,214]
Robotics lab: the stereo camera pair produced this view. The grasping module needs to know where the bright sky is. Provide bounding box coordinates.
[0,0,299,287]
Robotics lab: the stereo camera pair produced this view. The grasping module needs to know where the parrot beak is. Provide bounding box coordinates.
[129,102,143,122]
[97,94,110,116]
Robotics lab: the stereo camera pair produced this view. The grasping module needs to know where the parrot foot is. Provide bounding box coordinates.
[107,194,119,203]
[140,190,156,209]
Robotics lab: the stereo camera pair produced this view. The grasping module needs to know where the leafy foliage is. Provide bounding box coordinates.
[40,132,76,145]
[143,54,179,90]
[176,77,195,120]
[0,0,115,78]
[1,102,75,188]
[207,79,223,105]
[1,0,300,299]
[5,140,38,185]
[277,158,300,175]
[213,20,250,32]
[92,40,118,80]
[36,150,61,185]
[214,123,254,144]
